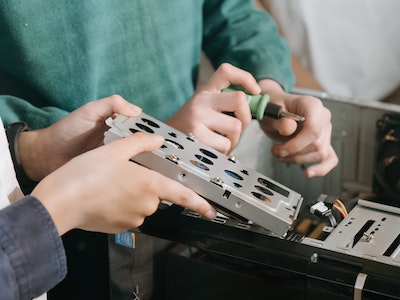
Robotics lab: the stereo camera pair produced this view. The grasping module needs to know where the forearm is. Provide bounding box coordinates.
[18,130,48,182]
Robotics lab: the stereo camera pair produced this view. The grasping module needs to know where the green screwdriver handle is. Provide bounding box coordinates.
[223,87,269,121]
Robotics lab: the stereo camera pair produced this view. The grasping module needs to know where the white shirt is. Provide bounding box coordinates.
[265,0,400,101]
[0,118,24,209]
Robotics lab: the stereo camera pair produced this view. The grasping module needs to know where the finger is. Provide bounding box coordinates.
[274,146,338,178]
[305,147,339,178]
[274,147,320,165]
[206,114,242,151]
[273,124,332,164]
[83,94,142,120]
[272,122,322,158]
[104,132,165,159]
[264,117,299,139]
[187,120,231,154]
[196,92,250,147]
[196,129,232,154]
[201,63,261,94]
[213,92,252,127]
[278,100,332,157]
[157,178,217,220]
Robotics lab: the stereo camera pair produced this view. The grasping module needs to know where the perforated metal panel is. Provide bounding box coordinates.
[104,113,303,237]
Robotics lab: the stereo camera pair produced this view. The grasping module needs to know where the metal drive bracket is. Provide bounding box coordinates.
[104,113,304,237]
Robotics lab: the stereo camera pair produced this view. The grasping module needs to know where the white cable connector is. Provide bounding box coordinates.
[310,201,330,218]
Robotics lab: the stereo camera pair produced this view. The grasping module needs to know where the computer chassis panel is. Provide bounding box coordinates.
[139,198,400,299]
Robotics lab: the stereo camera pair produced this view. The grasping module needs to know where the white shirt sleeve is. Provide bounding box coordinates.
[0,118,24,209]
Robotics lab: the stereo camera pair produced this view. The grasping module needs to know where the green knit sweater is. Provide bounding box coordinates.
[0,0,294,129]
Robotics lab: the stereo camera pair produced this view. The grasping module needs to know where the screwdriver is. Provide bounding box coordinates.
[223,87,305,122]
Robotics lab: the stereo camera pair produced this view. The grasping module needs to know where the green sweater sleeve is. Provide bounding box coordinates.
[202,0,295,91]
[0,95,68,129]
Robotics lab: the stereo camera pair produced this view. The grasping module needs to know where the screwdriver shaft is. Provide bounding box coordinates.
[280,111,306,122]
[265,102,305,122]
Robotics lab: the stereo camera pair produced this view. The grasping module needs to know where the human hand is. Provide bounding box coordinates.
[258,79,338,177]
[19,95,141,181]
[166,63,261,154]
[31,132,217,235]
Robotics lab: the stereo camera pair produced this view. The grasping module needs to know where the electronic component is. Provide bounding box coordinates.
[310,201,330,218]
[104,112,303,237]
[308,194,349,228]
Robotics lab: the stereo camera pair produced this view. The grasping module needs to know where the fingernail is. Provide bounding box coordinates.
[279,150,289,157]
[205,210,217,220]
[307,170,316,178]
[130,105,142,114]
[153,134,164,141]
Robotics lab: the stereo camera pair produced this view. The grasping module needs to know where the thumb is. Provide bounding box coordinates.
[201,63,260,94]
[104,132,165,159]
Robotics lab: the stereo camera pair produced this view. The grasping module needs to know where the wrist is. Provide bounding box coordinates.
[32,179,76,236]
[258,79,285,95]
[5,122,39,194]
[19,130,48,182]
